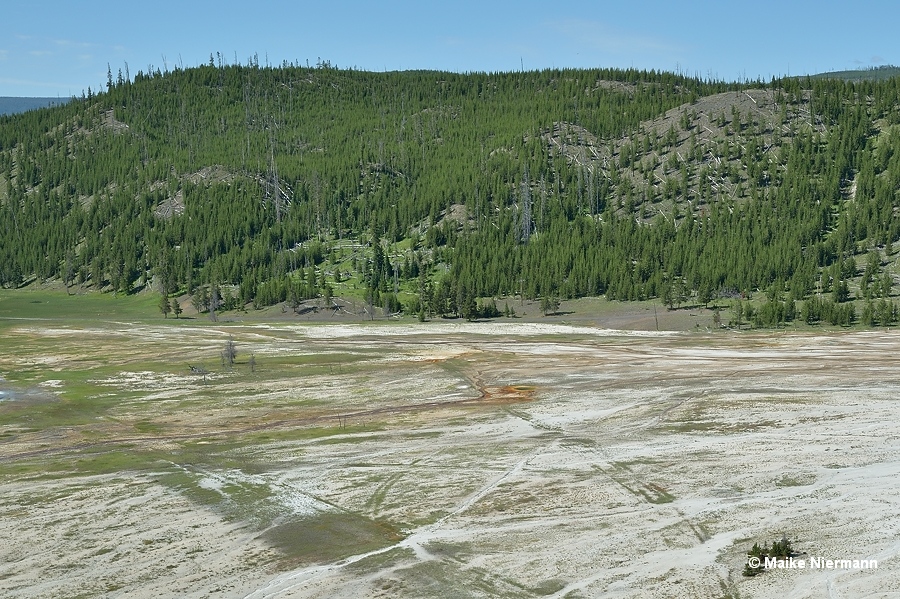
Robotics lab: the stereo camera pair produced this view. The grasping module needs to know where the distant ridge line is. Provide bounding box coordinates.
[808,65,900,81]
[0,97,71,116]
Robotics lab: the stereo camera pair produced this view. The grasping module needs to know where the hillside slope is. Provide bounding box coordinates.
[1,65,899,325]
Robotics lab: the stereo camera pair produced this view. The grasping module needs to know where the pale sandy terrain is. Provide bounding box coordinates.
[2,323,899,598]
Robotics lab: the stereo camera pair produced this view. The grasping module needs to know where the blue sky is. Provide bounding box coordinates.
[2,0,897,97]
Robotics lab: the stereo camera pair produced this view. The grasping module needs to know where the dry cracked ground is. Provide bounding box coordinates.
[1,320,899,598]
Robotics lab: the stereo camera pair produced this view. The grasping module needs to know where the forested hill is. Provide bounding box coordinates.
[2,62,900,325]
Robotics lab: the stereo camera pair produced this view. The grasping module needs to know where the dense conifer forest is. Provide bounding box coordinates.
[2,59,900,326]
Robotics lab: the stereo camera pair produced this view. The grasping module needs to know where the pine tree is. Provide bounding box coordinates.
[732,300,744,328]
[540,294,560,316]
[158,293,171,318]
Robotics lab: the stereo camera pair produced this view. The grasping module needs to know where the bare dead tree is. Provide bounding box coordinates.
[521,166,532,243]
[265,124,290,222]
[222,336,237,369]
[189,364,209,382]
[209,285,220,322]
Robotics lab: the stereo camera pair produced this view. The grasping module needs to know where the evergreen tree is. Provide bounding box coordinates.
[158,293,171,318]
[540,294,560,316]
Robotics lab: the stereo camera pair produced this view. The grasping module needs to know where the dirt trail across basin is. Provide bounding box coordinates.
[2,323,900,598]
